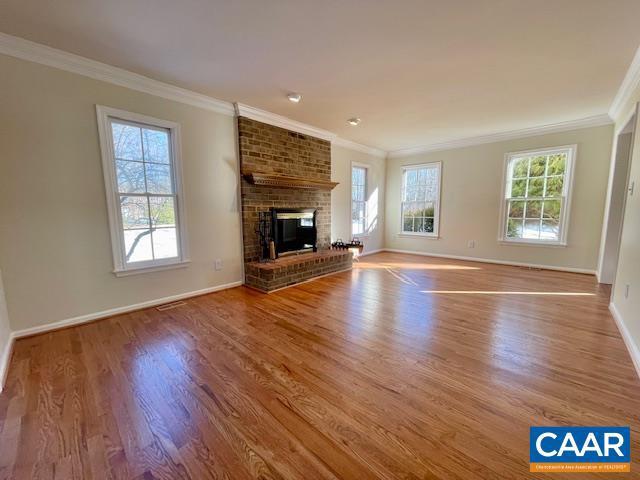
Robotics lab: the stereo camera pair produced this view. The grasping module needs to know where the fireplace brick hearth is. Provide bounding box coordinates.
[245,250,352,293]
[238,116,351,291]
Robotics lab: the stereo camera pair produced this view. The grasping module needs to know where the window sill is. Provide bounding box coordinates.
[397,232,439,239]
[114,260,191,277]
[499,239,567,248]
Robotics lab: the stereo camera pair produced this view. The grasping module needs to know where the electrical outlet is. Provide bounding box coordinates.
[625,284,630,299]
[467,240,476,248]
[214,259,223,271]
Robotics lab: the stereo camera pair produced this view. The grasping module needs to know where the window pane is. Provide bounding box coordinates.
[545,176,563,197]
[357,203,365,222]
[529,156,546,177]
[417,168,427,184]
[111,122,142,161]
[511,179,527,197]
[358,167,366,185]
[120,196,150,229]
[116,160,146,193]
[424,202,435,217]
[410,203,421,216]
[124,228,153,263]
[405,170,418,186]
[541,220,559,241]
[523,219,541,239]
[525,200,542,219]
[414,217,424,233]
[512,158,529,178]
[145,163,173,194]
[542,200,561,220]
[508,200,525,218]
[507,218,523,238]
[527,178,544,197]
[152,227,178,259]
[547,154,566,175]
[403,215,414,232]
[404,186,416,202]
[142,128,170,164]
[424,217,434,233]
[149,197,176,227]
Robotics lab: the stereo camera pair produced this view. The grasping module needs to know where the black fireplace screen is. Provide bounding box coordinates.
[271,208,317,257]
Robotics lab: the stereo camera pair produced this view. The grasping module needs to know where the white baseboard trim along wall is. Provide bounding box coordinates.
[0,249,614,392]
[380,249,597,275]
[0,280,243,391]
[13,280,244,339]
[357,248,385,258]
[609,303,640,380]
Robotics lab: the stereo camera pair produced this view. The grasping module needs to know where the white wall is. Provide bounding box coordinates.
[384,125,614,272]
[0,54,244,332]
[331,145,386,253]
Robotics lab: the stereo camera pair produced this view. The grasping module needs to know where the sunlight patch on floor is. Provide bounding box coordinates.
[354,262,481,270]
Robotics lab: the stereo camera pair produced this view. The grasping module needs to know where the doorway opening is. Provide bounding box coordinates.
[597,108,636,285]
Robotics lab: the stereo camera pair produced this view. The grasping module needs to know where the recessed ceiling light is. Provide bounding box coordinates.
[287,92,302,103]
[347,117,361,126]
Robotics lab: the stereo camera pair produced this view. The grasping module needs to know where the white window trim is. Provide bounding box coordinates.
[399,162,442,238]
[498,144,576,247]
[350,162,369,238]
[96,105,190,275]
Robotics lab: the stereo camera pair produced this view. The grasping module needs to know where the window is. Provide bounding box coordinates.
[401,162,441,236]
[501,145,575,245]
[96,106,188,275]
[351,165,367,236]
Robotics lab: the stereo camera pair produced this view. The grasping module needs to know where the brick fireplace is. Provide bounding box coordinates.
[237,116,352,292]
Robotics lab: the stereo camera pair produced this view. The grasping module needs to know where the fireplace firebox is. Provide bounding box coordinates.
[271,208,317,257]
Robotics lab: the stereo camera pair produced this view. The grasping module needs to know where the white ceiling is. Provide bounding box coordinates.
[2,0,640,152]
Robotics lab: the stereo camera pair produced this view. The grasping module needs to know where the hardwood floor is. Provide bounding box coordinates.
[1,252,639,479]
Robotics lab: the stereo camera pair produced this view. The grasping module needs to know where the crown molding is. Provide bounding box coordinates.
[609,44,640,122]
[387,114,612,158]
[0,32,233,116]
[234,103,337,141]
[1,32,625,160]
[331,137,386,158]
[0,32,387,157]
[234,103,387,157]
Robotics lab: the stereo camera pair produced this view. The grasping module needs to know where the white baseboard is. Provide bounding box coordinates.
[357,248,385,258]
[382,249,596,275]
[0,332,15,393]
[609,302,640,380]
[1,280,242,391]
[12,280,243,340]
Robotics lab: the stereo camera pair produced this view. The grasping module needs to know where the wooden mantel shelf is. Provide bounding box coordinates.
[242,171,339,190]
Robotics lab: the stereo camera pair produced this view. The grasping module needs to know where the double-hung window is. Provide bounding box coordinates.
[351,166,368,236]
[501,145,575,245]
[96,106,188,275]
[401,162,441,236]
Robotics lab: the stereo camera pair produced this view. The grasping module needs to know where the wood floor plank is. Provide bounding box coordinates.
[1,252,639,479]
